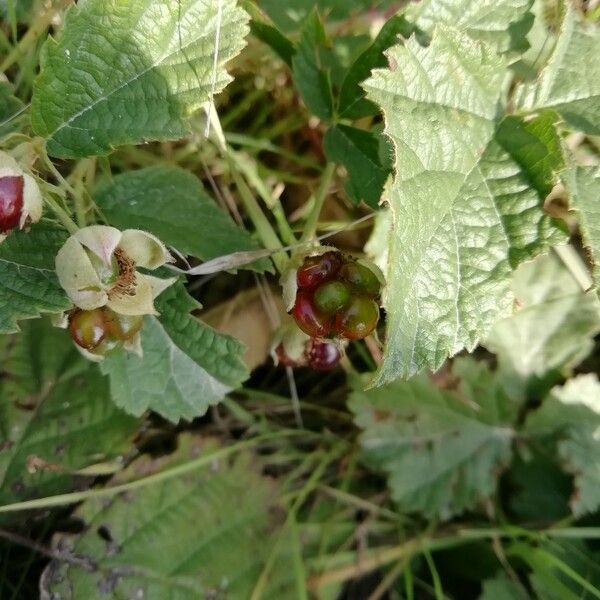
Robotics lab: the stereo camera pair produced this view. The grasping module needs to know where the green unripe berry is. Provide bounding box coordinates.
[68,309,108,351]
[107,312,144,341]
[335,296,379,340]
[339,262,381,296]
[313,281,351,314]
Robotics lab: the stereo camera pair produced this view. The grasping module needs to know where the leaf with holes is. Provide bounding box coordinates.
[41,434,295,599]
[349,358,515,519]
[0,222,71,334]
[100,282,248,423]
[363,28,565,383]
[0,318,137,510]
[94,166,272,272]
[31,0,249,157]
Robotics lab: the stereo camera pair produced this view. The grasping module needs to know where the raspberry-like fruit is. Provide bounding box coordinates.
[306,339,341,371]
[292,290,332,338]
[68,308,108,351]
[335,296,380,340]
[296,251,342,290]
[338,262,381,296]
[0,175,24,233]
[313,281,351,314]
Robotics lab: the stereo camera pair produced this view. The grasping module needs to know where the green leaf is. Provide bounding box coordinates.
[515,7,600,134]
[31,0,250,158]
[363,28,565,383]
[349,358,514,519]
[407,0,534,55]
[291,10,334,122]
[0,0,33,22]
[484,253,600,385]
[512,540,600,600]
[94,166,272,271]
[479,573,528,600]
[41,434,295,598]
[508,447,571,522]
[258,0,396,32]
[338,15,413,119]
[568,165,600,291]
[0,318,137,509]
[245,2,295,66]
[0,222,71,334]
[0,82,25,137]
[526,374,600,516]
[324,124,392,208]
[100,283,248,422]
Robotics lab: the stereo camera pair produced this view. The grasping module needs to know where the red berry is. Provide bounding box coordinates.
[0,175,24,233]
[292,290,332,338]
[68,309,108,351]
[306,340,341,371]
[296,251,342,290]
[335,296,379,340]
[338,261,381,296]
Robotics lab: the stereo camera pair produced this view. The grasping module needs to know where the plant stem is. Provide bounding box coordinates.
[43,196,78,234]
[300,162,335,244]
[0,430,302,514]
[203,107,289,273]
[1,0,72,73]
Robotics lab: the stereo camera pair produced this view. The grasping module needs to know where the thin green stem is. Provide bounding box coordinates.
[0,431,302,514]
[43,196,78,234]
[1,0,72,73]
[300,162,335,244]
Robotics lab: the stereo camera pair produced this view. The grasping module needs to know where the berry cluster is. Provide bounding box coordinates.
[275,338,342,371]
[292,251,381,341]
[68,307,143,358]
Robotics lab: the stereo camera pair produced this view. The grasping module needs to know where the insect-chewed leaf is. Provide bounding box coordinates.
[41,434,296,598]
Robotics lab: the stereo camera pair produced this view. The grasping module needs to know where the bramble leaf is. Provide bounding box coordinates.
[41,435,295,598]
[0,82,25,136]
[31,0,249,157]
[364,28,564,383]
[338,15,412,119]
[0,319,137,509]
[100,283,248,422]
[324,124,392,208]
[349,358,514,519]
[291,10,334,122]
[515,7,600,134]
[94,166,272,272]
[526,374,600,516]
[0,222,71,333]
[407,0,534,55]
[569,165,600,291]
[485,253,600,384]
